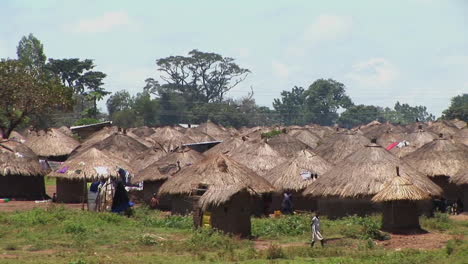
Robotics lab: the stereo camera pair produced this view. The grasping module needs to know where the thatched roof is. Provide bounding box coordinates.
[266,149,332,192]
[48,148,133,180]
[453,128,468,146]
[372,176,430,202]
[450,171,468,186]
[229,140,287,176]
[159,154,274,197]
[376,132,406,149]
[405,122,429,133]
[58,126,74,137]
[184,128,216,143]
[303,143,442,198]
[289,129,321,148]
[205,137,246,156]
[8,131,26,143]
[79,126,118,150]
[450,119,467,130]
[129,126,156,138]
[267,133,309,157]
[314,132,371,164]
[389,130,437,157]
[92,133,149,162]
[194,121,231,140]
[25,128,80,157]
[403,136,468,177]
[199,186,249,210]
[125,130,154,148]
[149,127,194,152]
[133,147,204,182]
[362,123,406,140]
[427,121,460,136]
[133,146,168,170]
[0,140,45,176]
[306,125,337,139]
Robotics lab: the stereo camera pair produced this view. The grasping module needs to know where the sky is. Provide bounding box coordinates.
[1,0,467,117]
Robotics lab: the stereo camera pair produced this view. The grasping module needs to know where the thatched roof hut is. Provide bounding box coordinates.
[266,133,309,157]
[403,135,468,178]
[149,127,194,152]
[133,146,168,170]
[427,121,460,136]
[92,132,149,162]
[450,119,467,130]
[266,149,332,192]
[372,174,430,231]
[404,122,429,133]
[453,128,468,146]
[362,123,406,140]
[229,140,287,176]
[304,143,442,198]
[389,129,437,157]
[79,126,118,150]
[184,128,216,143]
[159,154,274,196]
[306,125,336,139]
[25,128,80,158]
[58,126,74,137]
[314,132,371,164]
[194,121,231,140]
[289,129,322,148]
[376,131,406,148]
[205,137,246,156]
[0,140,47,200]
[8,131,26,143]
[129,126,156,138]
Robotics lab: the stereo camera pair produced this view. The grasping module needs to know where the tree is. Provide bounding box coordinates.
[16,33,46,70]
[383,102,435,124]
[107,90,133,116]
[303,79,354,126]
[0,59,73,138]
[273,86,306,125]
[337,105,384,128]
[442,94,468,121]
[156,50,250,103]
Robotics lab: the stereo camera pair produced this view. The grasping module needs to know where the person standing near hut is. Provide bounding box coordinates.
[281,192,294,214]
[311,213,324,247]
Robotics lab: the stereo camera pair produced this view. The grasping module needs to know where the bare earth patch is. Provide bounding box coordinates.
[377,232,452,250]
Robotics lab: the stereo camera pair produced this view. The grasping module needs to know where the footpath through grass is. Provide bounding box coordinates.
[0,206,466,264]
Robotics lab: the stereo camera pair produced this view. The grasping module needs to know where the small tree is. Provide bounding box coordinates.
[442,94,468,121]
[0,59,73,138]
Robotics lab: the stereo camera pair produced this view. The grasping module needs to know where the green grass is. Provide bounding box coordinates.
[0,207,466,263]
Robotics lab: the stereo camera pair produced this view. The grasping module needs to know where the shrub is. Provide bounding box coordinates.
[64,221,87,234]
[186,228,238,252]
[421,212,451,231]
[340,215,389,241]
[265,244,285,259]
[252,214,310,238]
[261,129,284,139]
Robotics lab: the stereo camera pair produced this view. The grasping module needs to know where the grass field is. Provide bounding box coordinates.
[0,206,466,264]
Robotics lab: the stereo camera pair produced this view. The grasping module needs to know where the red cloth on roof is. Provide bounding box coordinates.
[386,142,399,150]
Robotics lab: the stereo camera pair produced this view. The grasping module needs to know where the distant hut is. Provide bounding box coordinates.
[405,122,429,133]
[92,132,149,163]
[25,128,80,161]
[304,141,441,218]
[58,126,74,137]
[453,128,468,146]
[314,132,371,164]
[184,128,216,143]
[266,149,332,212]
[404,134,468,200]
[389,127,437,157]
[133,147,204,208]
[376,131,406,149]
[205,137,246,156]
[450,119,467,130]
[451,171,468,212]
[133,146,167,171]
[77,126,118,151]
[149,127,194,152]
[194,121,231,140]
[159,154,274,237]
[372,169,430,232]
[427,121,459,137]
[230,140,287,176]
[0,140,47,200]
[266,133,309,158]
[362,122,406,141]
[289,129,322,149]
[48,148,133,203]
[305,124,336,139]
[129,126,156,138]
[8,131,26,143]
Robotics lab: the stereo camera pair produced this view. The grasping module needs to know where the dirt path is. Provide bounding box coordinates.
[450,213,468,221]
[377,232,453,250]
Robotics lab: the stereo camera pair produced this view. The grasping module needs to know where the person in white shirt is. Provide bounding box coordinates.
[311,213,324,247]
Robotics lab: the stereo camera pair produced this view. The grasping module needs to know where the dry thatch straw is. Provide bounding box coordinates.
[129,126,156,138]
[305,124,337,139]
[427,121,460,136]
[372,175,430,202]
[450,171,468,186]
[303,143,442,198]
[184,128,216,143]
[314,132,371,164]
[133,147,204,182]
[8,131,26,143]
[229,139,287,176]
[194,121,231,140]
[362,123,406,140]
[48,147,133,180]
[159,154,274,197]
[405,122,429,133]
[133,146,168,170]
[267,133,309,158]
[266,149,332,192]
[450,119,467,129]
[149,126,194,152]
[25,128,80,157]
[92,132,149,162]
[376,132,407,149]
[390,130,437,157]
[0,140,45,176]
[125,130,155,148]
[204,137,247,156]
[453,128,468,146]
[403,136,468,177]
[58,126,74,137]
[289,129,322,148]
[199,185,248,210]
[79,126,118,150]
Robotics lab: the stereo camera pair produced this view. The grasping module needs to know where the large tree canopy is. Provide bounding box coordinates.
[442,94,468,121]
[338,105,384,129]
[272,86,306,125]
[156,50,250,103]
[16,33,46,70]
[0,59,73,138]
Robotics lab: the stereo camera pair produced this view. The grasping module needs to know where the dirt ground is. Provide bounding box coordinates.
[450,212,468,221]
[376,232,454,250]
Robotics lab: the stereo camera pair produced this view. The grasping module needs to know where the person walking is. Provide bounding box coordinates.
[311,213,324,247]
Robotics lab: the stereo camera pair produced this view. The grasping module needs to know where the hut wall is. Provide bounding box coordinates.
[171,195,198,215]
[0,175,46,200]
[269,192,317,213]
[430,176,460,201]
[415,200,433,216]
[129,180,171,210]
[56,178,85,203]
[382,201,420,231]
[462,185,468,212]
[317,197,380,219]
[209,192,253,237]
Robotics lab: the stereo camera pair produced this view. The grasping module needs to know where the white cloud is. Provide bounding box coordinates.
[272,61,290,78]
[69,11,134,33]
[346,58,399,87]
[303,14,353,44]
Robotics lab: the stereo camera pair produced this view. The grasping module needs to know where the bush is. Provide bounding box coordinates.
[73,118,100,126]
[421,212,451,231]
[261,129,284,139]
[64,221,87,234]
[186,228,238,252]
[252,214,310,238]
[339,215,389,241]
[265,244,285,259]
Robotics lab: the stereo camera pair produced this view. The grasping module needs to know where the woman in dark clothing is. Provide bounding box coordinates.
[111,181,132,215]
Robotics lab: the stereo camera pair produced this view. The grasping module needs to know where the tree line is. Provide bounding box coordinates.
[0,34,467,138]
